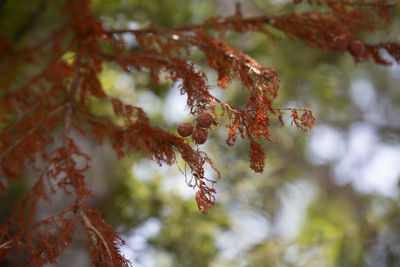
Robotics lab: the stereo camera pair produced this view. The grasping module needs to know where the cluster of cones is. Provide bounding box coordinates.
[177,112,216,145]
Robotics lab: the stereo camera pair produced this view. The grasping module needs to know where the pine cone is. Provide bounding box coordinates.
[349,40,365,57]
[196,112,214,128]
[177,123,193,137]
[333,34,349,52]
[192,128,208,145]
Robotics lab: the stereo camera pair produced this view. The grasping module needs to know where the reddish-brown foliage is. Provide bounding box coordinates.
[0,0,399,265]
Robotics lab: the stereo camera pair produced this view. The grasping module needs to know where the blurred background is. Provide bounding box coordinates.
[1,0,400,266]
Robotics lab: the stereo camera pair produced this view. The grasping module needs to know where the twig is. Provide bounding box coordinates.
[68,54,82,107]
[2,103,39,135]
[106,15,276,35]
[339,1,396,8]
[78,111,132,132]
[63,54,82,146]
[0,103,68,163]
[99,51,171,66]
[167,35,268,76]
[0,240,13,250]
[63,63,110,263]
[32,206,74,228]
[78,208,114,267]
[213,97,241,115]
[105,0,397,37]
[0,206,74,250]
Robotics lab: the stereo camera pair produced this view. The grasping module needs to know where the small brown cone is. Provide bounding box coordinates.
[192,128,208,145]
[333,34,349,52]
[349,40,365,57]
[177,123,193,137]
[196,112,214,128]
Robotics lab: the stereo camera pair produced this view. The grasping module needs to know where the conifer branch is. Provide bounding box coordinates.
[0,103,68,163]
[2,104,39,135]
[0,206,74,250]
[327,0,396,7]
[78,208,114,267]
[78,112,131,132]
[33,206,74,228]
[213,97,241,114]
[69,54,82,106]
[106,15,275,35]
[170,35,268,76]
[106,1,396,37]
[64,54,82,145]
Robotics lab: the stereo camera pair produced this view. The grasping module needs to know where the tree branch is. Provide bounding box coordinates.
[0,103,68,163]
[79,112,134,133]
[68,54,82,107]
[106,15,275,35]
[63,54,82,146]
[105,0,396,37]
[78,208,114,267]
[0,206,74,251]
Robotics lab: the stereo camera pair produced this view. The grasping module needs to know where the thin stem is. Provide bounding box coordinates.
[213,97,241,115]
[339,1,396,7]
[2,103,39,135]
[0,206,74,250]
[78,208,114,267]
[68,54,82,108]
[32,206,74,228]
[63,53,82,146]
[105,0,396,37]
[106,15,275,35]
[79,112,134,132]
[0,240,12,250]
[0,103,68,163]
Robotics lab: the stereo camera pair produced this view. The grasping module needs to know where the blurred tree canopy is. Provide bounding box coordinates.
[1,0,400,266]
